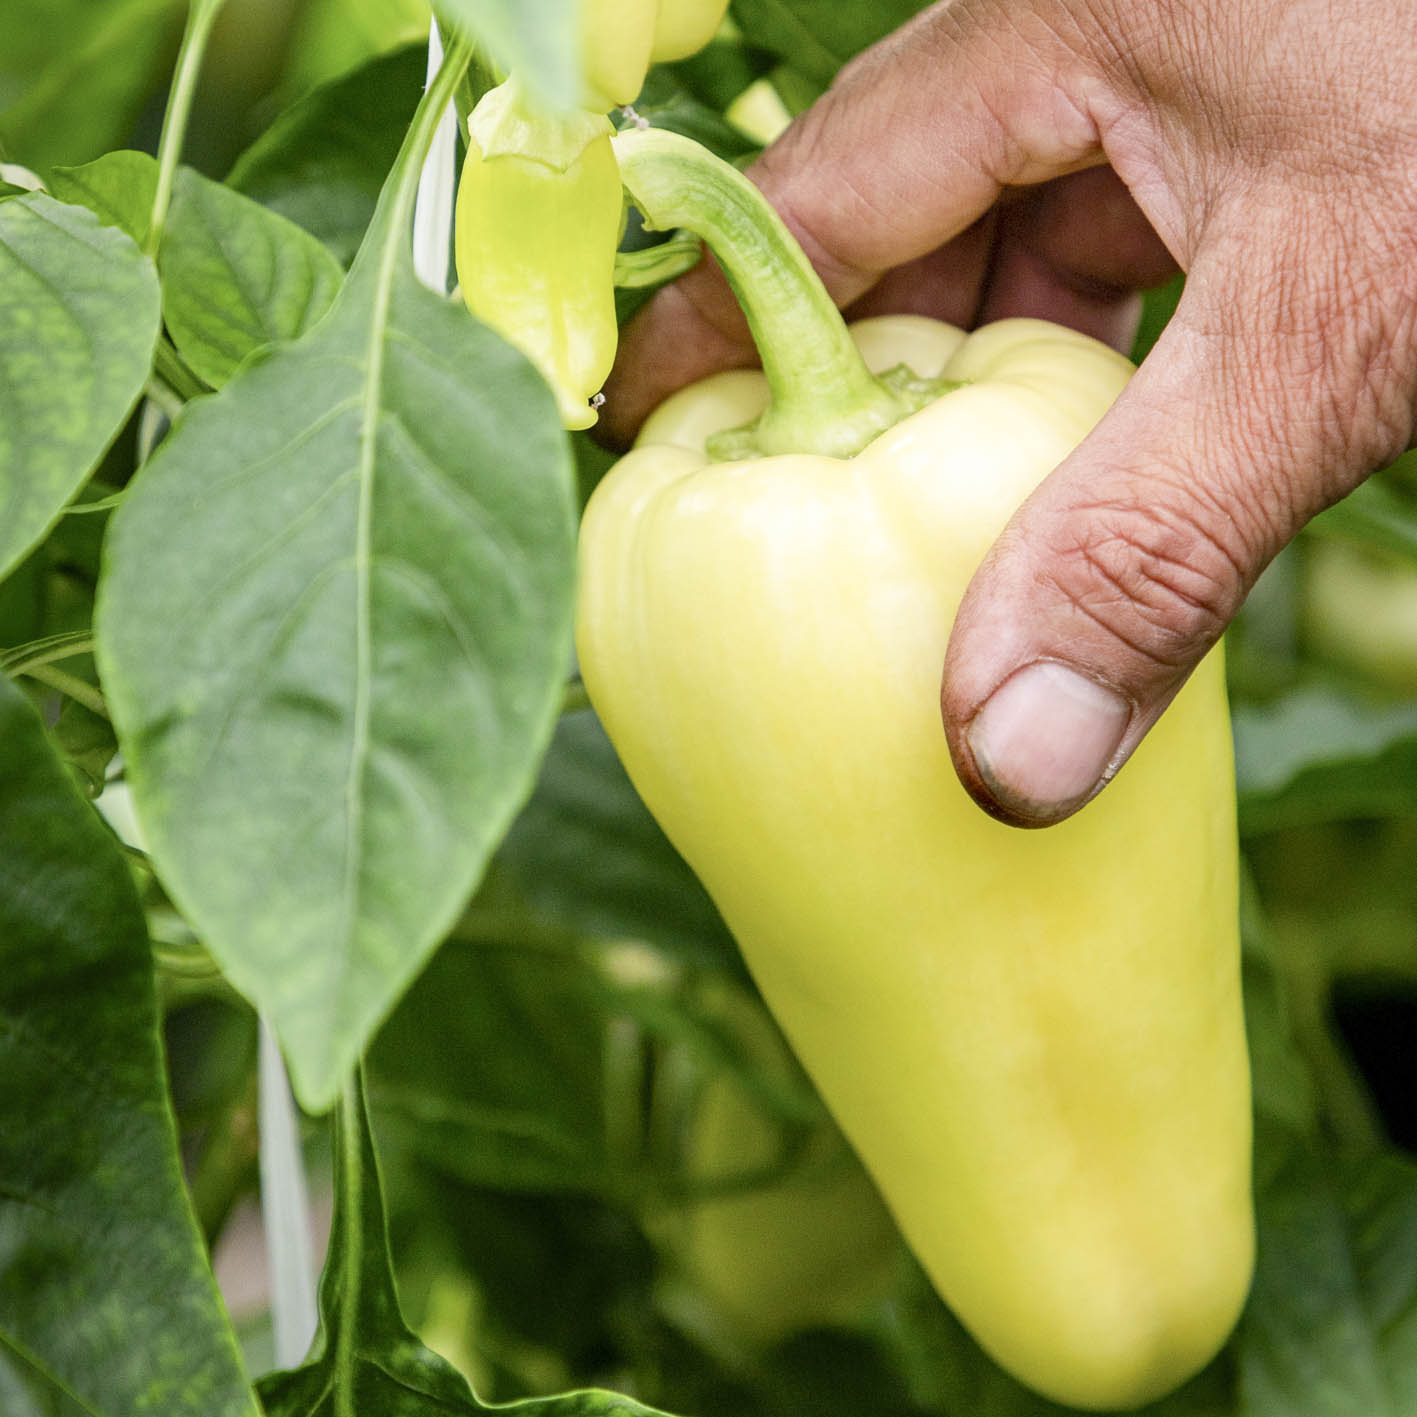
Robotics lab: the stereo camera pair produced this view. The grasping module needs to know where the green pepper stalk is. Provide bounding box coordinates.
[454,77,621,430]
[612,127,947,459]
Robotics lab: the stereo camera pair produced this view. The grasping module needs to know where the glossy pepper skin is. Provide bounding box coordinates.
[454,80,620,430]
[577,315,1254,1410]
[580,0,733,110]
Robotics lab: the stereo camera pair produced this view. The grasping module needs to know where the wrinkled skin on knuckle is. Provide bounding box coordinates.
[1039,493,1246,678]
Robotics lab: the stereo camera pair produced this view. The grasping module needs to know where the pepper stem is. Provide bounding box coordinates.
[612,127,924,459]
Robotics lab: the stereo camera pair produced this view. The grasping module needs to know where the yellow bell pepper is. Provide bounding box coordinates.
[580,0,733,110]
[577,129,1253,1410]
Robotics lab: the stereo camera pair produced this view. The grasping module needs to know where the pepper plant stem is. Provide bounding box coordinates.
[146,0,225,258]
[612,127,909,459]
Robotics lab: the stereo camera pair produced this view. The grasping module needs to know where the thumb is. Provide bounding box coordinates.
[941,242,1415,827]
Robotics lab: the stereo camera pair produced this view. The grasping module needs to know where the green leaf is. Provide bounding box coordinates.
[666,31,777,113]
[1240,1142,1417,1416]
[727,0,930,86]
[1132,274,1183,363]
[227,45,426,266]
[1247,818,1417,997]
[1234,684,1417,833]
[0,546,44,646]
[1307,472,1417,568]
[96,47,578,1111]
[278,0,430,100]
[0,673,257,1416]
[47,150,159,247]
[1237,869,1319,1144]
[0,0,180,168]
[160,165,345,387]
[436,0,582,112]
[369,929,619,1194]
[52,695,118,799]
[258,1079,678,1416]
[497,710,741,975]
[0,192,161,581]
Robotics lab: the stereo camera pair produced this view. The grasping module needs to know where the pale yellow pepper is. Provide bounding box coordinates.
[454,79,620,430]
[580,131,1254,1406]
[580,0,733,110]
[578,313,1254,1407]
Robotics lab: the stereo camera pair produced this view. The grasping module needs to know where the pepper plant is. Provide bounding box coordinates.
[1,2,1416,1415]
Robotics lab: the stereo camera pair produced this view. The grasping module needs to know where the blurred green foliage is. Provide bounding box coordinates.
[4,2,1417,1413]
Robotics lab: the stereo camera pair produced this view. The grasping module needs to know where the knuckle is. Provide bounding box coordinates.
[1039,493,1246,674]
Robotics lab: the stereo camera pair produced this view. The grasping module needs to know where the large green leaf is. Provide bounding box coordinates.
[0,673,257,1416]
[0,192,161,581]
[1238,871,1319,1146]
[96,47,577,1111]
[48,154,343,390]
[369,925,619,1195]
[436,0,581,111]
[278,0,430,100]
[0,0,179,168]
[259,1080,678,1416]
[1307,467,1417,568]
[497,710,740,974]
[1233,684,1417,833]
[1240,1143,1417,1415]
[161,165,345,387]
[728,0,929,86]
[46,150,158,247]
[227,45,426,266]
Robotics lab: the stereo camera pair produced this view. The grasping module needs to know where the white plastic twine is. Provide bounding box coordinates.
[259,1017,319,1369]
[412,17,459,293]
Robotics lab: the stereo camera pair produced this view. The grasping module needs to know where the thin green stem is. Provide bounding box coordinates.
[189,1074,260,1243]
[602,1015,649,1204]
[561,678,591,714]
[612,127,932,459]
[154,336,208,401]
[614,228,704,289]
[20,663,107,717]
[1,630,94,675]
[144,378,186,425]
[334,1076,364,1417]
[146,0,226,258]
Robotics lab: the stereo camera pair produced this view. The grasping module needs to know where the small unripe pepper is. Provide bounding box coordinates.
[656,984,898,1342]
[648,0,734,63]
[577,130,1254,1410]
[580,0,733,110]
[454,78,620,430]
[455,5,729,425]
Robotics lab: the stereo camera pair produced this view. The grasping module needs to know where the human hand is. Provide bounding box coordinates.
[601,0,1417,825]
